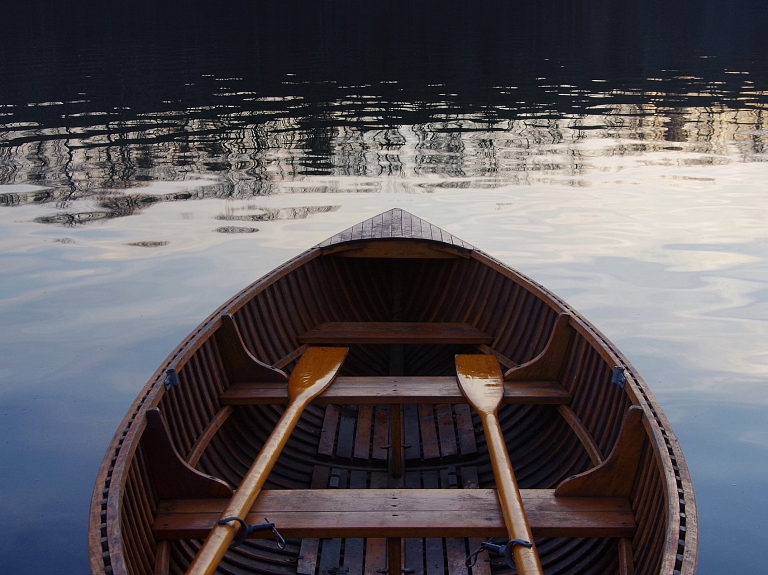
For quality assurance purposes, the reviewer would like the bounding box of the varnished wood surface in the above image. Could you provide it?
[315,209,473,250]
[504,312,573,381]
[556,405,604,466]
[90,208,696,575]
[154,489,636,539]
[215,314,288,383]
[555,407,646,498]
[153,540,170,575]
[299,322,492,345]
[324,239,470,259]
[184,347,348,575]
[143,409,233,499]
[220,376,571,405]
[618,538,635,575]
[456,354,544,575]
[186,407,233,468]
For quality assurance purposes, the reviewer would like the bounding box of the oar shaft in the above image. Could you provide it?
[455,354,543,575]
[185,401,304,575]
[481,413,543,575]
[185,346,348,575]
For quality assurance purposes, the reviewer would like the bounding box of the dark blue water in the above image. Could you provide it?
[3,0,768,196]
[2,1,768,573]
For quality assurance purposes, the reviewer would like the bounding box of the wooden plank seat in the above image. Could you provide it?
[298,322,492,345]
[297,467,389,575]
[297,467,487,575]
[153,489,636,540]
[301,403,487,574]
[401,467,490,575]
[220,376,571,405]
[308,404,480,574]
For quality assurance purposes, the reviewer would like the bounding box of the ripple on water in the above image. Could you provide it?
[126,241,170,247]
[215,226,259,233]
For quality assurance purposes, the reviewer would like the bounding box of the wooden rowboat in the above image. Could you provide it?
[89,208,697,575]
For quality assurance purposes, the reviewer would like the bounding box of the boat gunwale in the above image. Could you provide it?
[88,247,322,575]
[473,247,697,574]
[89,218,697,575]
[472,248,698,575]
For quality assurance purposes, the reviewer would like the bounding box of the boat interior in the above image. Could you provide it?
[96,238,688,575]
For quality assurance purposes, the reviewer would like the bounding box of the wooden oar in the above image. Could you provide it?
[186,346,348,575]
[455,354,544,575]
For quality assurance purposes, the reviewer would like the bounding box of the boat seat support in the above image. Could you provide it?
[555,406,647,498]
[214,313,288,384]
[142,408,233,499]
[504,313,574,381]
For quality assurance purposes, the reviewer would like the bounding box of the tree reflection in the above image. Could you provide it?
[3,101,768,226]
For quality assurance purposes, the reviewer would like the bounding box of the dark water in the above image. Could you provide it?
[3,0,768,209]
[2,1,768,573]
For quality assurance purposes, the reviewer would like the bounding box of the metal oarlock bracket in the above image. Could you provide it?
[612,365,628,389]
[217,516,286,549]
[163,368,180,390]
[466,538,533,569]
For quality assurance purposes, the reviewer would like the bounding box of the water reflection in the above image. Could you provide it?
[215,204,339,222]
[7,173,341,227]
[214,226,259,234]
[3,103,768,227]
[126,240,170,247]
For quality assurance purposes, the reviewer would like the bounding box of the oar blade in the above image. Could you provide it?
[455,354,504,413]
[185,346,348,575]
[457,353,545,575]
[288,346,349,401]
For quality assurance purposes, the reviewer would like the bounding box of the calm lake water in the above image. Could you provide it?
[2,1,768,573]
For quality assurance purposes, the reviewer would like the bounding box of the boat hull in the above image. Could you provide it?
[89,209,696,575]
